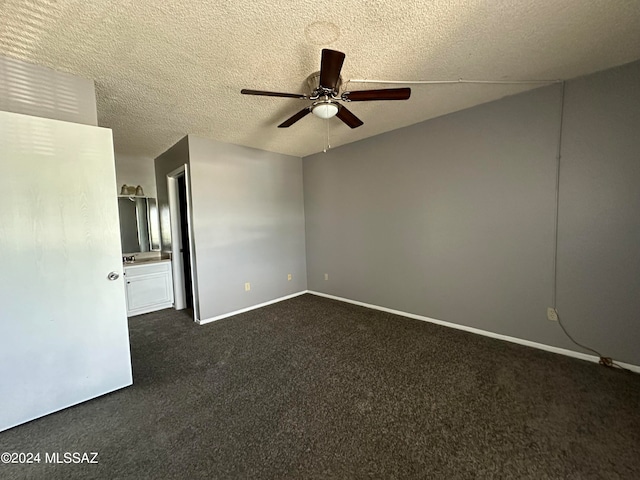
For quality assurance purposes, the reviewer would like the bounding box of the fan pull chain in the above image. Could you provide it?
[324,119,331,153]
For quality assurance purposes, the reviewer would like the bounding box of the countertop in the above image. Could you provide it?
[123,256,171,266]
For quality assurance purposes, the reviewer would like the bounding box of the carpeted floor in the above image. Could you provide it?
[1,293,639,479]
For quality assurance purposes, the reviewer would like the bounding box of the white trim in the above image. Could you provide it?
[308,291,640,373]
[197,291,309,325]
[167,165,186,178]
[167,172,186,310]
[182,163,200,321]
[167,165,200,322]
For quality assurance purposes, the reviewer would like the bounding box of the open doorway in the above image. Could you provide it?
[167,165,199,321]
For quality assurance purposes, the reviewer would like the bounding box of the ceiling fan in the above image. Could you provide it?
[241,49,411,129]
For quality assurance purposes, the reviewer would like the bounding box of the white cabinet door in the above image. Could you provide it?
[124,261,174,316]
[0,111,132,432]
[127,273,173,312]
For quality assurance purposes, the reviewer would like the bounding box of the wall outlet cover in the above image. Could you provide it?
[547,307,558,321]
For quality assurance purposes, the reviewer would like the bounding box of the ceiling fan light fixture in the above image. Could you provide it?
[242,49,408,129]
[312,102,339,119]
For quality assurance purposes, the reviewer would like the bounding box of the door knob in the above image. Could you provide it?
[107,272,120,281]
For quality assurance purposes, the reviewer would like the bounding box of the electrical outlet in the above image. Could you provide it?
[245,282,251,292]
[287,274,292,281]
[547,307,558,322]
[324,273,329,281]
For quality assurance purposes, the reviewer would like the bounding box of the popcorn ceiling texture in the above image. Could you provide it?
[1,0,639,158]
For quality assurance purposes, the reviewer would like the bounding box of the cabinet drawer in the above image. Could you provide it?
[124,261,170,278]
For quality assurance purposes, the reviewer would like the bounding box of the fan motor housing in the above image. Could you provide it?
[307,71,342,96]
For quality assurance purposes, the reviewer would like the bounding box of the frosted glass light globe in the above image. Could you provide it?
[312,103,339,119]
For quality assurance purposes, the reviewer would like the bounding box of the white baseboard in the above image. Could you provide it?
[197,290,309,325]
[308,291,640,374]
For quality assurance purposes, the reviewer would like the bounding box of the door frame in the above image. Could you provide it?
[167,164,200,322]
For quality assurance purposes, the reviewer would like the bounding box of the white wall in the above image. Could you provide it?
[114,152,157,198]
[0,55,97,126]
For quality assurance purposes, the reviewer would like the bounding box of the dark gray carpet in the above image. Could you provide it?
[1,294,639,479]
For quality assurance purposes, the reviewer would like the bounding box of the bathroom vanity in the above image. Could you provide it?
[117,195,175,316]
[123,259,174,316]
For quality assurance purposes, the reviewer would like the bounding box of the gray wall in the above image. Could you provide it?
[555,61,640,364]
[0,55,97,126]
[188,136,307,320]
[304,60,640,365]
[154,136,190,251]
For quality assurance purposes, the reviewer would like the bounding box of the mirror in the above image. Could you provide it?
[117,197,160,254]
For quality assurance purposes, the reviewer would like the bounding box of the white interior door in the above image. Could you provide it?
[0,111,132,432]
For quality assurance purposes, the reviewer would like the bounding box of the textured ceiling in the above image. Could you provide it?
[1,1,640,158]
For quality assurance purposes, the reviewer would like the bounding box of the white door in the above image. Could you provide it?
[0,111,132,432]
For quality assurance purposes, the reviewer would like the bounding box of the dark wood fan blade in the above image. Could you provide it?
[342,88,411,102]
[336,105,363,129]
[241,89,308,99]
[278,108,312,128]
[319,49,345,90]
